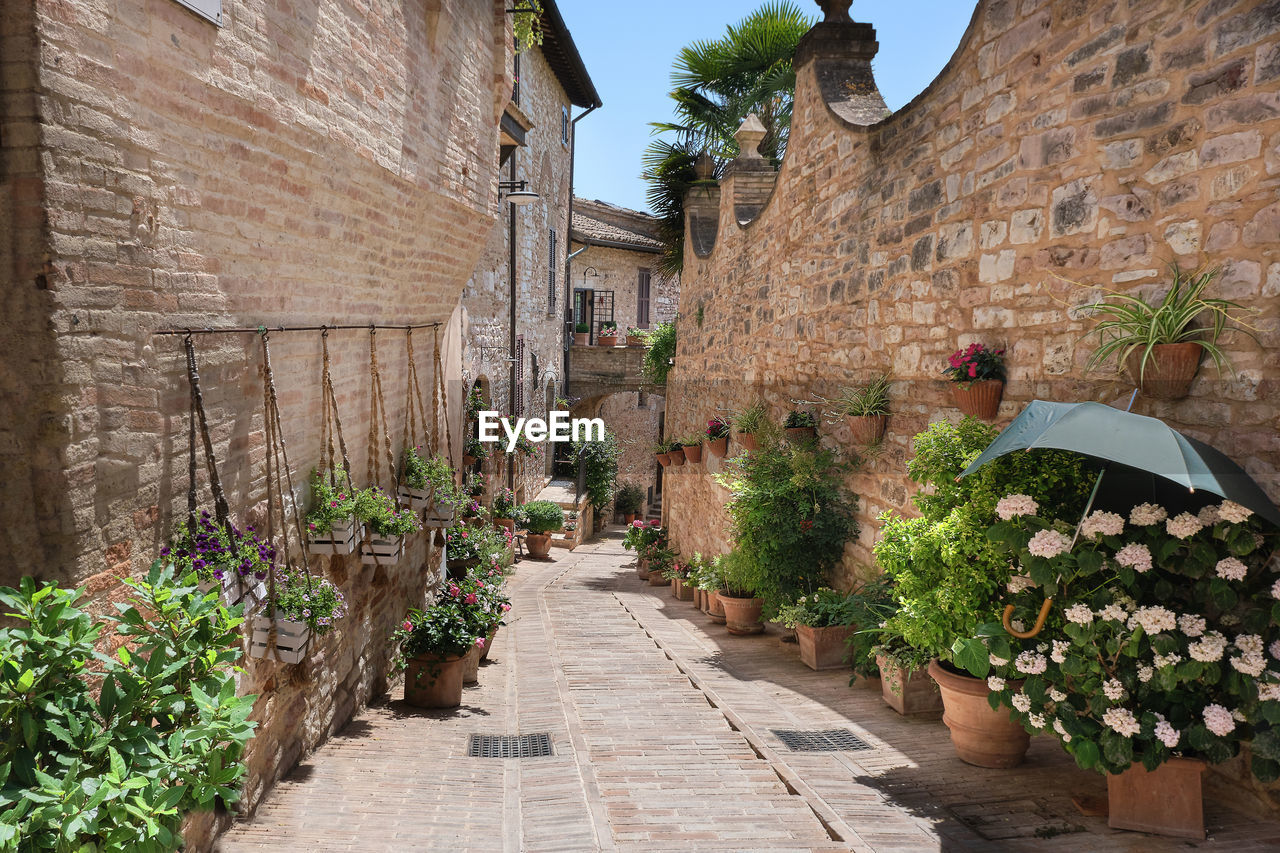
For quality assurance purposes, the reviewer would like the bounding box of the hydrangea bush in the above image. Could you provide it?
[958,496,1280,780]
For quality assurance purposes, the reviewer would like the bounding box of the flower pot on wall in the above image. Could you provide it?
[361,534,404,566]
[876,655,942,717]
[846,415,888,445]
[525,533,552,558]
[573,333,590,346]
[736,432,758,452]
[249,613,311,664]
[784,426,817,443]
[683,443,703,463]
[1124,342,1203,400]
[397,486,432,511]
[668,448,686,466]
[707,436,729,457]
[626,334,646,347]
[795,624,854,671]
[404,653,466,708]
[656,452,672,468]
[951,379,1003,420]
[597,334,618,347]
[1107,757,1205,839]
[928,660,1030,768]
[308,517,360,556]
[719,594,764,635]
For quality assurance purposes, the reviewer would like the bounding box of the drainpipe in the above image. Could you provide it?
[562,103,599,397]
[508,152,518,493]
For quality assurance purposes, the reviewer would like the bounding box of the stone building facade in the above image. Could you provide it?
[663,0,1280,806]
[459,9,601,503]
[0,0,529,845]
[569,199,680,513]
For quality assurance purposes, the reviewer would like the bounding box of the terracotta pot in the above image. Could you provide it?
[795,624,855,671]
[736,432,758,452]
[648,571,670,587]
[682,442,703,463]
[846,414,888,444]
[494,517,515,535]
[668,448,686,466]
[951,379,1003,420]
[719,593,764,635]
[463,644,481,685]
[656,452,671,468]
[481,625,498,661]
[707,590,726,623]
[784,426,817,443]
[876,655,943,717]
[573,333,589,346]
[637,556,650,579]
[463,454,477,467]
[525,533,552,558]
[1107,756,1205,839]
[1125,342,1203,400]
[626,334,646,347]
[928,660,1030,768]
[707,436,729,457]
[404,653,466,708]
[597,334,618,347]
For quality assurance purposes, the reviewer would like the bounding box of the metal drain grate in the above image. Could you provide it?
[467,733,554,759]
[771,728,872,752]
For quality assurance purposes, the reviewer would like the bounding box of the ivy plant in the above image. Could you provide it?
[641,321,676,385]
[573,428,621,513]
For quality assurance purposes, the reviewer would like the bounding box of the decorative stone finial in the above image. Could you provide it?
[817,0,853,23]
[694,151,716,181]
[734,114,767,159]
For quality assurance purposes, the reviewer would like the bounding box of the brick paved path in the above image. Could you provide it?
[219,531,1280,852]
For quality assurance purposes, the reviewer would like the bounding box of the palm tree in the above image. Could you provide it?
[642,1,814,274]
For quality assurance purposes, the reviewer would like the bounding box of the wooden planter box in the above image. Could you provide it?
[1108,757,1206,839]
[877,655,942,717]
[795,624,854,671]
[397,485,432,511]
[197,571,245,606]
[250,614,311,665]
[672,578,695,601]
[423,503,457,528]
[308,517,359,556]
[361,534,404,566]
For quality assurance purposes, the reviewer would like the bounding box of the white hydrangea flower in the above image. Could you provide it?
[1006,574,1036,594]
[1270,640,1280,660]
[987,676,1006,691]
[995,494,1039,521]
[1050,640,1069,664]
[1012,692,1032,712]
[1079,511,1125,538]
[1202,704,1236,737]
[1097,603,1127,623]
[1166,512,1204,539]
[1137,665,1154,682]
[1217,501,1254,524]
[1027,712,1047,729]
[1103,678,1126,701]
[1064,604,1094,625]
[1178,613,1206,638]
[1114,542,1153,573]
[1154,718,1180,748]
[1154,653,1182,669]
[1048,687,1068,702]
[1053,718,1072,742]
[1198,505,1220,526]
[1189,631,1228,663]
[1129,503,1168,526]
[1027,529,1071,559]
[1103,707,1141,737]
[1215,557,1249,582]
[1010,618,1026,633]
[1231,653,1267,677]
[1014,650,1048,675]
[989,653,1009,667]
[1236,634,1264,656]
[1259,682,1280,702]
[1128,605,1176,635]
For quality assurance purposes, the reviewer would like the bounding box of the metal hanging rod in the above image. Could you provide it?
[153,321,443,337]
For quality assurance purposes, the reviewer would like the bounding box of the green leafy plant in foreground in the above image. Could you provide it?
[0,563,257,851]
[641,321,677,385]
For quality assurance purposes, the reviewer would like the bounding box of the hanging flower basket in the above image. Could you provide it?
[846,414,888,445]
[1124,342,1203,400]
[362,534,404,566]
[250,612,311,665]
[423,502,457,529]
[197,571,245,607]
[682,442,703,464]
[397,485,433,511]
[951,379,1004,420]
[308,516,360,556]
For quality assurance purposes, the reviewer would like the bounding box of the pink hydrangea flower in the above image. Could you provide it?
[995,494,1038,521]
[1202,704,1236,737]
[1166,512,1204,539]
[1027,529,1070,559]
[1215,557,1248,581]
[1114,542,1153,573]
[1079,511,1124,538]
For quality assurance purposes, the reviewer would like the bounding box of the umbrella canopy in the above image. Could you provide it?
[959,400,1280,528]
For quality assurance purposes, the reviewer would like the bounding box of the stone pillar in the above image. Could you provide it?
[722,114,778,226]
[684,152,721,258]
[795,13,889,127]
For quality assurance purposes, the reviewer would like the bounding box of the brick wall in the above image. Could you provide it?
[1,0,513,844]
[569,242,679,331]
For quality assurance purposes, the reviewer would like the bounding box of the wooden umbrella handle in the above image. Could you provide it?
[1003,598,1054,639]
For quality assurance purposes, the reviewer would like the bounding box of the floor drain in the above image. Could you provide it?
[771,729,872,752]
[467,733,554,758]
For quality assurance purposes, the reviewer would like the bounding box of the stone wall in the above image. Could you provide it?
[0,0,513,845]
[665,0,1280,586]
[598,391,665,514]
[568,242,679,332]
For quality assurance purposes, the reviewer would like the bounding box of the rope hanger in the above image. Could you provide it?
[184,336,240,572]
[319,327,354,493]
[260,331,313,599]
[402,329,430,460]
[366,328,397,492]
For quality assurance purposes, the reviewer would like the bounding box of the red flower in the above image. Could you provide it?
[402,620,413,631]
[968,363,977,377]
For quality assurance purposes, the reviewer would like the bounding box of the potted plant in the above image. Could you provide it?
[355,486,422,566]
[705,416,731,457]
[615,483,644,524]
[957,495,1278,838]
[520,500,563,558]
[717,551,765,635]
[647,544,676,587]
[1082,263,1256,400]
[463,437,489,467]
[874,640,943,716]
[492,487,518,533]
[667,438,686,466]
[653,438,675,467]
[304,468,360,555]
[783,409,818,443]
[597,321,619,347]
[163,510,273,605]
[573,322,590,346]
[694,554,729,624]
[842,575,896,689]
[393,597,484,708]
[251,570,347,664]
[733,400,767,452]
[944,343,1006,420]
[623,520,664,579]
[664,557,695,601]
[681,434,704,464]
[829,374,891,445]
[874,417,1092,765]
[777,588,860,671]
[396,446,435,509]
[625,325,648,347]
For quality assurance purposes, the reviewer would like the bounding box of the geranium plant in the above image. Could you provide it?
[392,597,481,668]
[706,416,731,439]
[163,510,274,585]
[957,496,1280,780]
[305,468,357,535]
[353,487,422,538]
[270,570,347,635]
[943,342,1006,386]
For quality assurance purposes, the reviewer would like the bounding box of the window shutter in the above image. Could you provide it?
[548,230,557,316]
[637,269,651,327]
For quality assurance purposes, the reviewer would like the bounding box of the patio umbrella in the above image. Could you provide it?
[959,400,1280,529]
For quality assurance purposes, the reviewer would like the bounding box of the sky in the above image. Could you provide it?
[557,1,979,214]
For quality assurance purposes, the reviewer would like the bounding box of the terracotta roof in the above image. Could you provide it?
[540,1,602,109]
[571,198,663,253]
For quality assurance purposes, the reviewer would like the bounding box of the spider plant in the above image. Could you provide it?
[1082,263,1256,381]
[732,399,768,434]
[827,374,892,420]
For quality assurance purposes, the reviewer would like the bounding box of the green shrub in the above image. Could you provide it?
[521,501,564,535]
[353,487,422,538]
[573,429,621,513]
[614,483,645,515]
[641,321,676,384]
[0,564,257,851]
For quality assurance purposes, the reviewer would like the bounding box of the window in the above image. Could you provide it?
[547,230,557,316]
[512,51,520,105]
[636,269,651,327]
[562,106,570,145]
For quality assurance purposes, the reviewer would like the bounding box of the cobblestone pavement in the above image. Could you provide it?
[218,531,1280,852]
